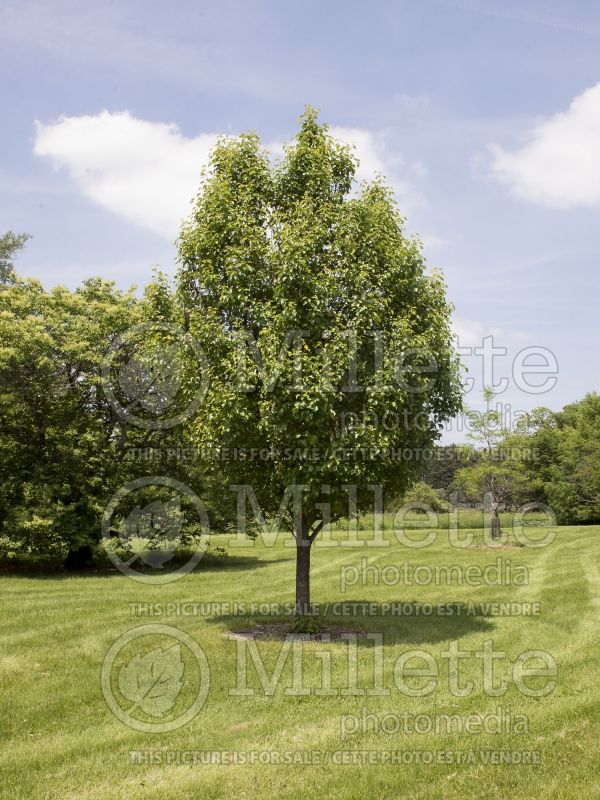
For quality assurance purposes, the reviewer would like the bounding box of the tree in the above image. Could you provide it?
[0,259,216,563]
[0,272,140,561]
[459,396,600,526]
[465,386,504,455]
[397,481,451,513]
[0,231,31,285]
[455,460,527,538]
[177,108,462,617]
[529,395,600,524]
[420,443,477,494]
[455,389,527,539]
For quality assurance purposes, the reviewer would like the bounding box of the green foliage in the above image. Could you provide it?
[177,108,462,537]
[0,231,31,285]
[293,615,322,634]
[0,255,224,560]
[0,273,140,556]
[420,443,477,491]
[455,459,529,508]
[397,481,451,513]
[525,394,600,524]
[465,386,505,454]
[451,393,600,524]
[454,390,529,511]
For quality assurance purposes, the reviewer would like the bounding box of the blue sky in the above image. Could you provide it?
[1,0,599,434]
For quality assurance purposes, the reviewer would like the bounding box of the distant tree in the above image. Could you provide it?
[527,395,600,524]
[177,108,462,617]
[420,443,477,493]
[455,459,528,537]
[457,396,600,526]
[455,389,527,539]
[0,231,31,285]
[0,264,219,564]
[398,481,451,513]
[0,273,139,561]
[465,386,505,454]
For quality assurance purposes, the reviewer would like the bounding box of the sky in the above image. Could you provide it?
[1,0,599,438]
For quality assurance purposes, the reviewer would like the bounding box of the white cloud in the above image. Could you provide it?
[34,111,422,238]
[453,316,527,349]
[489,82,600,208]
[454,317,492,350]
[34,111,221,239]
[329,126,424,211]
[329,126,388,184]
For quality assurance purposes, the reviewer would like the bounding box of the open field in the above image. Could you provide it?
[1,525,599,799]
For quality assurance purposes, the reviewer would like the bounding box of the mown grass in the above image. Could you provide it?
[1,524,599,799]
[331,508,553,531]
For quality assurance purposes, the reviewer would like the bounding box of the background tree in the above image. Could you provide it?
[526,395,600,524]
[455,459,528,537]
[177,108,462,617]
[0,252,220,565]
[396,481,451,513]
[0,272,139,562]
[0,231,31,285]
[419,443,478,499]
[455,389,528,538]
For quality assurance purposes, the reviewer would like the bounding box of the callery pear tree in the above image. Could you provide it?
[177,108,462,617]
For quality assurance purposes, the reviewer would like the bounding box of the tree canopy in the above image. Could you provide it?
[177,108,463,615]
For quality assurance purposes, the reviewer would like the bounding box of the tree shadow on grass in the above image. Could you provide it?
[205,599,496,645]
[0,552,287,580]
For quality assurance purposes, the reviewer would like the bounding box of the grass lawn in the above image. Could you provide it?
[1,524,599,799]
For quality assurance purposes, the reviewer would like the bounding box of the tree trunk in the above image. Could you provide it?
[490,506,501,540]
[295,536,312,617]
[64,544,94,570]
